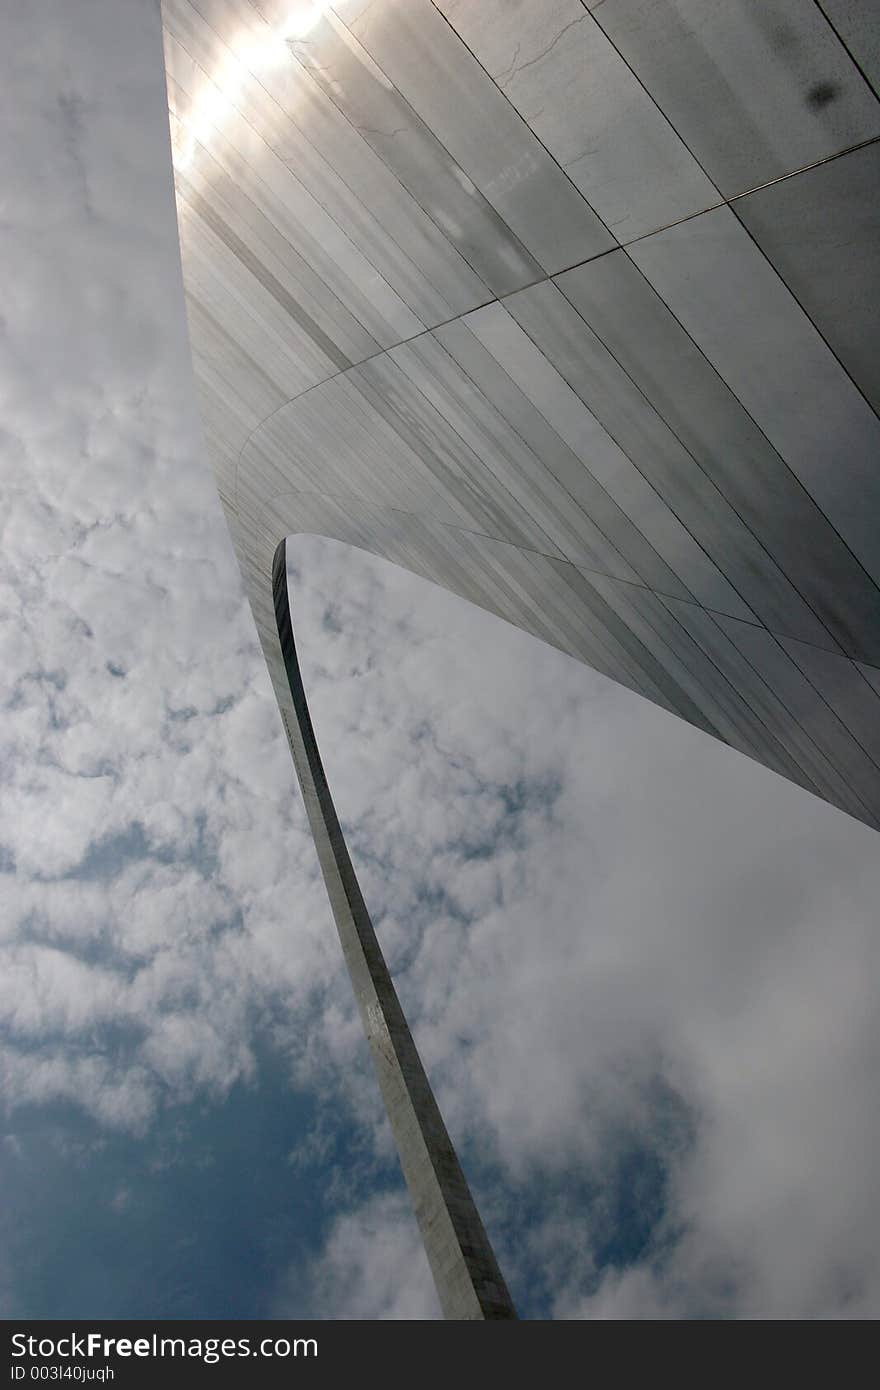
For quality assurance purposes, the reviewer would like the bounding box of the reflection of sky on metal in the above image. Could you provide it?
[169,3,333,171]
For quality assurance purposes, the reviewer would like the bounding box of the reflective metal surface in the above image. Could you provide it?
[586,0,880,196]
[435,0,718,239]
[736,141,880,413]
[628,206,880,589]
[161,0,880,844]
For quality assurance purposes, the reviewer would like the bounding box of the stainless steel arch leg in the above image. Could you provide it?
[272,539,516,1321]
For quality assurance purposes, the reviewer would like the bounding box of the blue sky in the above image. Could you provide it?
[2,0,880,1320]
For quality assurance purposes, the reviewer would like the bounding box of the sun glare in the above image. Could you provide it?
[280,2,332,40]
[171,4,336,172]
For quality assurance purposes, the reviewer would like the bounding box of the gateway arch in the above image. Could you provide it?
[159,0,880,1316]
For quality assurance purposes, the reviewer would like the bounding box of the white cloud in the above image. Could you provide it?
[287,535,880,1319]
[0,0,339,1133]
[288,1191,440,1320]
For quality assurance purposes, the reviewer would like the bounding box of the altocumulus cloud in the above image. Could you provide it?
[2,0,879,1324]
[0,0,337,1135]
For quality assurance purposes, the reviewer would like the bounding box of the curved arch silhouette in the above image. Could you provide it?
[165,0,880,1319]
[271,539,516,1320]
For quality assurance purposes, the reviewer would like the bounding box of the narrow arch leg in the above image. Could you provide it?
[272,539,516,1320]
